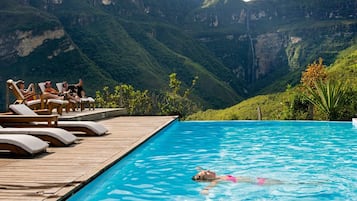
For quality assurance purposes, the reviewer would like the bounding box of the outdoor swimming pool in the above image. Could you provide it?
[68,121,357,200]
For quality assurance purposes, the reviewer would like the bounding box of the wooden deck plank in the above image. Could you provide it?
[0,115,177,200]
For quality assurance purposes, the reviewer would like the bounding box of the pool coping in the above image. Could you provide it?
[0,116,178,201]
[57,116,178,200]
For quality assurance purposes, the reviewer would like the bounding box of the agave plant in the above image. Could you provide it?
[303,79,346,120]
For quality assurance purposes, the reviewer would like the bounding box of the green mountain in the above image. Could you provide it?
[187,43,357,120]
[1,0,356,112]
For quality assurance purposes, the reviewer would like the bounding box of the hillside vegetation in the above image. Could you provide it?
[187,44,357,120]
[1,0,356,113]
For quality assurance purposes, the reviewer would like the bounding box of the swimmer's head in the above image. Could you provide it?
[192,170,216,181]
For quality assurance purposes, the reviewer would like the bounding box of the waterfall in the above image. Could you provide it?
[246,7,256,83]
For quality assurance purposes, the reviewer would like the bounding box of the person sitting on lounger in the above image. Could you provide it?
[192,167,283,195]
[66,79,95,111]
[65,79,87,98]
[16,80,36,100]
[61,81,80,102]
[43,81,64,100]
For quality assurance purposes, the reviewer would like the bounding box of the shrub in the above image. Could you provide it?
[95,73,200,118]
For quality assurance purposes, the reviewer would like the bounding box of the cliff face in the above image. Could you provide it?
[0,0,356,111]
[254,33,286,80]
[187,0,357,91]
[0,0,242,111]
[0,28,71,59]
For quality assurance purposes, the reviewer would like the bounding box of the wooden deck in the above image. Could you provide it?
[58,108,127,121]
[0,116,177,201]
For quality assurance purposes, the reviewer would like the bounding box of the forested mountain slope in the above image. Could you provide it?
[1,0,356,111]
[187,44,357,120]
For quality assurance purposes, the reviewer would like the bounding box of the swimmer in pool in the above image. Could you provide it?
[192,167,283,195]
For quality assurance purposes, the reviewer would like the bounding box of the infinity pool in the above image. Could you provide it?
[68,121,357,200]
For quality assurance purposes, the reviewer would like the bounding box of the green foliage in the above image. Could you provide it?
[186,93,287,120]
[328,44,357,89]
[95,85,152,115]
[158,73,199,117]
[119,20,243,108]
[1,0,357,114]
[95,73,200,118]
[337,87,357,120]
[302,79,346,120]
[188,44,357,121]
[0,0,243,112]
[279,85,310,120]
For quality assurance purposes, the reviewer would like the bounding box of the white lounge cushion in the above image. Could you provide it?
[10,104,38,115]
[9,104,108,136]
[80,97,95,103]
[0,134,48,155]
[55,83,63,92]
[38,82,46,93]
[0,127,77,146]
[57,121,108,135]
[47,99,69,105]
[27,99,41,106]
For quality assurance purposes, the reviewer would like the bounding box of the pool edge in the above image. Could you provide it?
[57,116,179,201]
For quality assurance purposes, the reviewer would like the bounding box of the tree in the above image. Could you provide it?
[303,79,346,120]
[95,84,152,115]
[301,58,328,88]
[158,73,199,117]
[95,73,200,118]
[300,58,329,119]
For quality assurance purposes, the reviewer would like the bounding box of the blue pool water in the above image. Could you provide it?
[68,121,357,201]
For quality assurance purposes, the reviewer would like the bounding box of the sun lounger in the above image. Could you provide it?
[8,104,108,136]
[6,79,41,109]
[55,82,79,111]
[79,97,96,111]
[7,79,68,115]
[38,82,69,115]
[0,125,77,147]
[0,114,58,126]
[0,134,48,156]
[56,82,95,111]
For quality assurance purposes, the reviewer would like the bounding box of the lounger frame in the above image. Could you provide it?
[0,115,58,127]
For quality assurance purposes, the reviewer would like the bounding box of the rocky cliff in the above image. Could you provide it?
[187,0,357,91]
[0,0,356,111]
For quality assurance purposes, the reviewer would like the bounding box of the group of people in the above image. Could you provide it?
[16,79,88,104]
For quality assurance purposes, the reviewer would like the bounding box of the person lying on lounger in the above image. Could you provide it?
[43,81,64,100]
[16,80,36,100]
[192,167,283,195]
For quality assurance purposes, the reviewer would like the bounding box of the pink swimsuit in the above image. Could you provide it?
[226,175,237,183]
[226,175,267,185]
[257,177,267,185]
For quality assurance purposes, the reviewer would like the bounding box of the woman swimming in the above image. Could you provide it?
[192,167,283,194]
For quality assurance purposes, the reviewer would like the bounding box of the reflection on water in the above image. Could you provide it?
[69,121,357,201]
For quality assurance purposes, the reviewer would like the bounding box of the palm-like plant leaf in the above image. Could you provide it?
[303,79,345,120]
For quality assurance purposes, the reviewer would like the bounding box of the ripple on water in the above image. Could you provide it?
[68,121,357,201]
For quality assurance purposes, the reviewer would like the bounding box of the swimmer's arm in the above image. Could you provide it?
[201,180,219,195]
